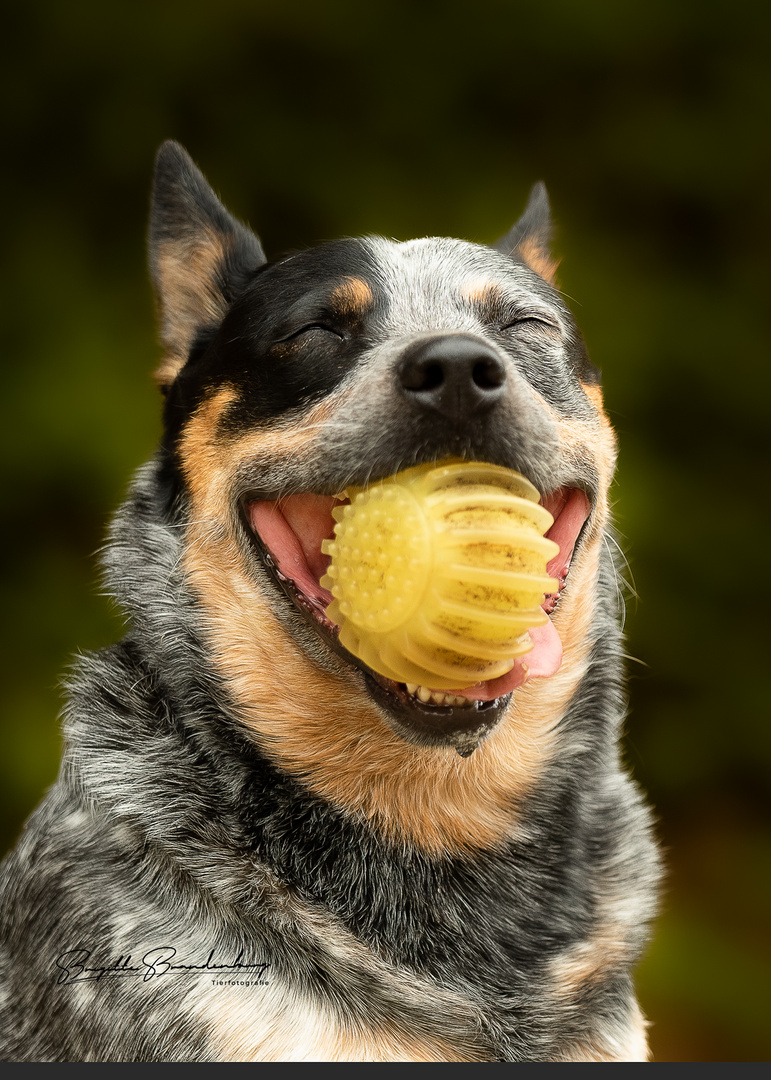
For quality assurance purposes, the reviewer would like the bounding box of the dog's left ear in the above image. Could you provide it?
[494,182,559,287]
[149,141,267,389]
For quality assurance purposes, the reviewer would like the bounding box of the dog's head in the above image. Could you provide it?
[145,142,618,842]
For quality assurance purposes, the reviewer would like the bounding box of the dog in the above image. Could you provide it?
[0,142,660,1061]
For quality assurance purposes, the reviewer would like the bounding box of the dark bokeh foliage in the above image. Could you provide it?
[1,0,769,1062]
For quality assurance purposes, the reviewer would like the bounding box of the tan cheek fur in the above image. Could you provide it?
[176,386,615,856]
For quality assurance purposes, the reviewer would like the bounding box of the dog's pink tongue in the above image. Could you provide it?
[250,497,335,607]
[450,619,563,701]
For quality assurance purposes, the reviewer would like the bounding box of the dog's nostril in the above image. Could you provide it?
[401,360,444,393]
[472,358,506,391]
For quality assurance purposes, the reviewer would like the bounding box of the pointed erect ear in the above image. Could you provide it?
[148,141,267,388]
[493,182,560,287]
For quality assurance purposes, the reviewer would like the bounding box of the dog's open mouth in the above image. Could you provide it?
[245,481,590,752]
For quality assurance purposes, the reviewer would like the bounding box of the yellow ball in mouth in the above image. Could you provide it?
[320,460,560,690]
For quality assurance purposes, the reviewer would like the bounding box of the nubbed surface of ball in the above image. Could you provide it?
[320,460,559,689]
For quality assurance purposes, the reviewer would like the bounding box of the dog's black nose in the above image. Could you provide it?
[397,335,506,419]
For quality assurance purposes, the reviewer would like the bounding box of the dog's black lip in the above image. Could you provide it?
[240,502,512,753]
[364,676,512,756]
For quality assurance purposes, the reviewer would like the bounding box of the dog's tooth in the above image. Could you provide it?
[406,684,473,708]
[409,683,447,705]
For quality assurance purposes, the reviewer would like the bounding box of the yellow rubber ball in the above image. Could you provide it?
[320,460,559,690]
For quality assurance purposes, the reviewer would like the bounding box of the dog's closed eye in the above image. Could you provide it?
[277,323,346,344]
[500,316,561,337]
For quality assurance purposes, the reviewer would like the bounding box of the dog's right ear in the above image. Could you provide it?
[493,182,559,287]
[149,141,266,389]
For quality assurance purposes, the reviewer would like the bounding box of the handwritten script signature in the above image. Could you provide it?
[55,947,271,985]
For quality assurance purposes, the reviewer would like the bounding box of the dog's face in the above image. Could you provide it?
[148,143,617,836]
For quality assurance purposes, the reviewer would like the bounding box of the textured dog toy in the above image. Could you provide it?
[320,460,559,690]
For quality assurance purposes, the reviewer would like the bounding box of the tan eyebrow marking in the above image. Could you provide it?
[330,276,374,315]
[460,278,506,306]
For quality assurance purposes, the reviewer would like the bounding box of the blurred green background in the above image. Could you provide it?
[1,0,769,1062]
